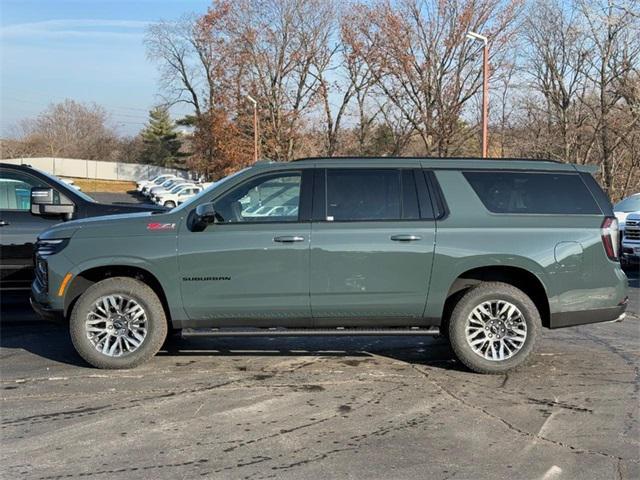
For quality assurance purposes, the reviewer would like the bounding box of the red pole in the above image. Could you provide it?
[482,42,489,158]
[253,103,258,162]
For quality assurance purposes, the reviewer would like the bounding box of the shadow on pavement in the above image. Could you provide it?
[1,315,465,372]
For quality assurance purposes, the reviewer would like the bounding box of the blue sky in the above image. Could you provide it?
[0,0,211,137]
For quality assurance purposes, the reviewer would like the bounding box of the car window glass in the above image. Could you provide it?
[326,169,401,221]
[213,172,301,223]
[0,169,47,211]
[463,171,601,214]
[614,196,640,213]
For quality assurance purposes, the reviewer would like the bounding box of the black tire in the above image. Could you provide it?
[70,277,167,369]
[164,201,176,209]
[448,282,541,374]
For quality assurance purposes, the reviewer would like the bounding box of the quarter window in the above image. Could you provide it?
[463,171,601,215]
[213,172,301,223]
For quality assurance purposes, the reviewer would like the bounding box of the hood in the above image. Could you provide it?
[93,202,166,214]
[39,210,178,241]
[615,211,630,225]
[615,210,640,229]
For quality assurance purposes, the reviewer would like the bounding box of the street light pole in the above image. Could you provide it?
[246,95,259,162]
[466,31,489,158]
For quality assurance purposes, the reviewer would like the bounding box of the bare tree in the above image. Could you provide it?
[13,100,119,160]
[578,0,640,194]
[346,0,522,156]
[146,7,237,117]
[523,0,592,162]
[222,0,336,160]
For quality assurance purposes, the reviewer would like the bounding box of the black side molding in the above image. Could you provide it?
[549,303,627,329]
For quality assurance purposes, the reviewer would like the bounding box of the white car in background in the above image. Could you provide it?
[614,193,640,230]
[60,178,82,191]
[621,212,640,268]
[138,174,178,195]
[152,182,196,204]
[614,194,640,269]
[155,184,203,208]
[146,178,190,198]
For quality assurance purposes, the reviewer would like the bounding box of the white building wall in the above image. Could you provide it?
[2,157,190,181]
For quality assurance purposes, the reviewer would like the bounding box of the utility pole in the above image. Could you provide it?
[246,95,259,162]
[466,31,489,158]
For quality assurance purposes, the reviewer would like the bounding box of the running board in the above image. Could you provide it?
[181,327,441,337]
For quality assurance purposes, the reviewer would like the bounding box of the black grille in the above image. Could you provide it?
[624,227,640,241]
[34,239,69,292]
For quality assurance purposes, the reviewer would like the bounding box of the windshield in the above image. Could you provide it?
[171,184,190,193]
[173,168,250,213]
[34,168,97,203]
[614,195,640,213]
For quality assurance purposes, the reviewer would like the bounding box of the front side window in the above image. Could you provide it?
[326,169,404,221]
[213,172,301,223]
[463,171,601,215]
[0,169,46,211]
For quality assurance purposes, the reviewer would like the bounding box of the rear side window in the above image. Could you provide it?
[463,171,601,215]
[324,169,426,221]
[326,169,400,221]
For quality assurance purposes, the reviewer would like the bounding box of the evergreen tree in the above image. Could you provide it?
[140,107,183,167]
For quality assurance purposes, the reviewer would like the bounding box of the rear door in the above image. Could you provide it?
[0,168,61,290]
[309,168,437,326]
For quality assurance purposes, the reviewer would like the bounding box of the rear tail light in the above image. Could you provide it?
[601,217,620,261]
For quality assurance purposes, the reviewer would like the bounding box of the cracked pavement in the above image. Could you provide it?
[1,270,638,479]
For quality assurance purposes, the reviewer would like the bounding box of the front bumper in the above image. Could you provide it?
[621,246,640,263]
[549,300,628,328]
[30,296,65,323]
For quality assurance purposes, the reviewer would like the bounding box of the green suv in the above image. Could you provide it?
[31,158,628,373]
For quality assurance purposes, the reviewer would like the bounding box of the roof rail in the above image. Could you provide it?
[291,156,563,164]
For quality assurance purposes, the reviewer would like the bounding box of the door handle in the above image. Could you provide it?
[0,220,9,227]
[390,234,422,242]
[274,235,305,243]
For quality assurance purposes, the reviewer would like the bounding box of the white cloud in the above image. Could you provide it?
[0,19,151,40]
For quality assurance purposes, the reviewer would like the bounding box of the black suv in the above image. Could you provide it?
[0,163,162,291]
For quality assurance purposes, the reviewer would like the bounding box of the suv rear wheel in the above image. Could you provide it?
[448,282,541,374]
[163,200,176,208]
[69,277,167,369]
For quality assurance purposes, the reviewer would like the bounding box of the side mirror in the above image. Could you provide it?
[192,202,217,230]
[31,187,75,220]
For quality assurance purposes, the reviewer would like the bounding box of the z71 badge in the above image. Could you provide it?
[147,223,176,230]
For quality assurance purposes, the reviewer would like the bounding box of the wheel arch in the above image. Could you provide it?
[64,265,173,325]
[441,265,550,329]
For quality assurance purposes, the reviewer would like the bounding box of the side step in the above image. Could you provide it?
[182,327,441,337]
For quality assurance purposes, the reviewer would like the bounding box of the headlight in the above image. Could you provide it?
[35,238,70,257]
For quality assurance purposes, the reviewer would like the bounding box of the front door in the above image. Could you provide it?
[178,169,312,327]
[310,168,437,326]
[0,168,60,290]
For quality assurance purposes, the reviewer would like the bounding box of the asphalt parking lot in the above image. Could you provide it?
[1,269,638,480]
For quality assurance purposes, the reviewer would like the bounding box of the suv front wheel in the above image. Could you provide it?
[448,282,541,374]
[70,277,168,369]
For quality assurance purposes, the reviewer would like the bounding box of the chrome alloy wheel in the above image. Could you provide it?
[465,300,527,361]
[85,295,148,357]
